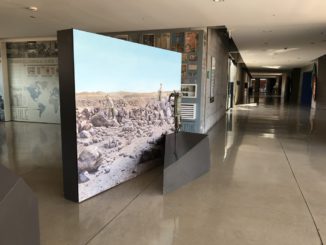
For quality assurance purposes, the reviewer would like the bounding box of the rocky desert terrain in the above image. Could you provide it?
[75,91,174,201]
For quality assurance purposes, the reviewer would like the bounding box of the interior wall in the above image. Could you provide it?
[316,55,326,110]
[289,68,301,104]
[229,60,237,83]
[203,29,229,132]
[227,60,237,108]
[234,64,241,105]
[0,42,11,121]
[0,50,4,121]
[299,63,314,104]
[234,64,246,105]
[6,41,60,123]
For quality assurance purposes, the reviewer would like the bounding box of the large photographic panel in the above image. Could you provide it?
[59,29,181,202]
[7,41,60,123]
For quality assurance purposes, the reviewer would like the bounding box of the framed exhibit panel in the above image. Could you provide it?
[181,84,197,98]
[142,34,155,46]
[58,29,181,202]
[160,33,171,49]
[114,35,129,41]
[6,41,60,123]
[184,32,198,53]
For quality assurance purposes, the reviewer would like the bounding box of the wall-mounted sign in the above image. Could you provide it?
[210,56,216,103]
[181,84,197,98]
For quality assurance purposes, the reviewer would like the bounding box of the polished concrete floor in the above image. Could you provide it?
[1,100,326,245]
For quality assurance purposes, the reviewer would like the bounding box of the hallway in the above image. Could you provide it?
[1,102,326,245]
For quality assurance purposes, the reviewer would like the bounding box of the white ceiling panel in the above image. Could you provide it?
[0,0,325,69]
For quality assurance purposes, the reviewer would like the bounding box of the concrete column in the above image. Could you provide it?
[0,42,11,121]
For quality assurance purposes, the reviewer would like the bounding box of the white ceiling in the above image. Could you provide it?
[1,0,326,69]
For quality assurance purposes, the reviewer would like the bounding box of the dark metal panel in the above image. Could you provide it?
[57,29,79,202]
[163,132,210,194]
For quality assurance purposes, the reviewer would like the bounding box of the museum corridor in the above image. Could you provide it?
[1,100,325,245]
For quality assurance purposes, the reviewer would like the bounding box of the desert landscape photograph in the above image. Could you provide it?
[76,91,175,200]
[72,30,181,201]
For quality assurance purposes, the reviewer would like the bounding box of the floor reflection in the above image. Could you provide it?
[0,122,61,175]
[1,100,326,245]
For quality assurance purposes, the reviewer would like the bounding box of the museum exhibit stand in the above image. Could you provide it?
[163,132,211,194]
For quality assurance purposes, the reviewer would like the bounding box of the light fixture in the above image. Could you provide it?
[27,6,38,11]
[213,0,225,2]
[262,66,281,69]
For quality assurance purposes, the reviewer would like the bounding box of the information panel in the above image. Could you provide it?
[7,41,60,123]
[8,58,60,123]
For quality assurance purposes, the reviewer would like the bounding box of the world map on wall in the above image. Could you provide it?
[26,81,60,118]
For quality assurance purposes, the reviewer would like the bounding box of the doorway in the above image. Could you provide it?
[300,71,312,107]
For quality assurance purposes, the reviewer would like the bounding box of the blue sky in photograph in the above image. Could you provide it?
[73,30,181,93]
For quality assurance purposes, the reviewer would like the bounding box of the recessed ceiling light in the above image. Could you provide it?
[27,6,38,11]
[213,0,225,2]
[262,66,281,69]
